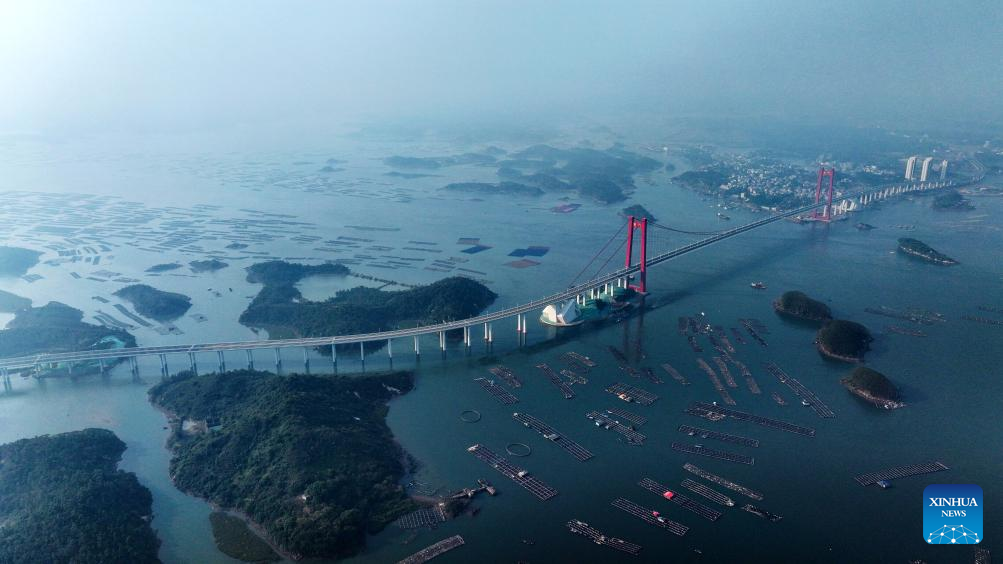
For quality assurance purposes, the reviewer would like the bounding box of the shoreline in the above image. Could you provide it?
[897,245,957,265]
[816,340,864,363]
[841,380,905,410]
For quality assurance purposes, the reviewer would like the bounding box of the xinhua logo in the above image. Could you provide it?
[924,484,983,545]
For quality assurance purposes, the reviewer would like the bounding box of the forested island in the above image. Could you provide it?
[441,181,544,196]
[240,261,496,347]
[149,370,417,560]
[0,245,42,276]
[932,190,974,210]
[245,260,349,286]
[841,366,904,409]
[114,284,193,322]
[773,290,832,323]
[145,263,183,273]
[621,204,657,222]
[897,238,957,265]
[816,319,873,362]
[0,288,31,312]
[0,428,161,564]
[0,301,135,358]
[189,259,229,273]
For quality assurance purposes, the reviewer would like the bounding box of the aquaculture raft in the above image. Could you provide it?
[637,477,723,521]
[512,412,594,462]
[566,520,642,555]
[611,498,689,536]
[854,461,950,486]
[671,442,754,465]
[467,444,557,500]
[688,401,816,437]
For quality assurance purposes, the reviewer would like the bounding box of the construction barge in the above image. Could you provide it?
[638,477,723,521]
[606,407,647,426]
[678,424,760,447]
[474,378,519,405]
[606,382,658,405]
[466,444,557,500]
[763,362,835,418]
[488,365,522,388]
[536,363,576,399]
[854,461,950,486]
[566,519,642,556]
[611,497,689,536]
[742,504,783,522]
[696,359,736,406]
[683,463,764,500]
[680,478,735,507]
[712,357,738,388]
[512,412,594,462]
[661,363,691,385]
[586,411,646,445]
[397,535,465,564]
[688,401,816,437]
[671,442,754,465]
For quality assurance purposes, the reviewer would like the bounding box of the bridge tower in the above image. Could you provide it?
[812,166,835,222]
[624,216,648,293]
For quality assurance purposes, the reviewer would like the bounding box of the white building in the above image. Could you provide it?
[940,159,948,180]
[905,156,918,180]
[920,157,934,182]
[541,301,582,326]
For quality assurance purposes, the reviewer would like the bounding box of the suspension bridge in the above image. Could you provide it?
[0,174,966,379]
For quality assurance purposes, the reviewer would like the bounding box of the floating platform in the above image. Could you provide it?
[397,505,447,529]
[567,519,642,556]
[742,504,783,522]
[677,424,760,448]
[398,535,465,564]
[696,359,735,405]
[606,407,647,426]
[512,412,594,462]
[467,444,557,501]
[680,478,735,507]
[561,368,587,384]
[637,477,723,521]
[642,367,664,385]
[854,461,950,486]
[688,402,816,437]
[606,382,658,405]
[536,363,576,399]
[671,442,754,465]
[661,363,690,386]
[683,463,764,501]
[488,365,522,388]
[474,378,519,405]
[739,318,769,347]
[763,362,835,418]
[712,357,738,388]
[586,411,646,445]
[562,351,597,367]
[611,498,689,536]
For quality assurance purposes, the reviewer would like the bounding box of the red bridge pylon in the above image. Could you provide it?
[812,166,835,221]
[624,216,648,293]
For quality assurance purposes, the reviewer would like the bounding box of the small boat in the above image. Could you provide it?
[877,480,892,489]
[750,282,767,290]
[717,212,731,220]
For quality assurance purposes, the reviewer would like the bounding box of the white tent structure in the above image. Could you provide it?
[540,300,583,327]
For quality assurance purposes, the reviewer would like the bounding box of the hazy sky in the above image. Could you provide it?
[1,0,1000,136]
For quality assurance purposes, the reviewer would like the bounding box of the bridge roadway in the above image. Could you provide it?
[0,181,957,372]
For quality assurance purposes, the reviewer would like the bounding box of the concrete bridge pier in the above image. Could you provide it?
[359,342,366,371]
[387,339,393,368]
[99,358,106,375]
[330,343,337,373]
[274,348,282,372]
[130,356,139,377]
[487,323,493,343]
[438,331,446,357]
[217,351,226,373]
[159,354,168,377]
[463,326,471,351]
[302,347,310,373]
[246,349,254,370]
[188,353,198,375]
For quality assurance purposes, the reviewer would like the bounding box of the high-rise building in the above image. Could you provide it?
[920,157,934,181]
[940,160,948,180]
[905,156,918,180]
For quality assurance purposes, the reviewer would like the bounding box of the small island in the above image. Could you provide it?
[239,260,496,347]
[897,238,957,265]
[145,262,183,273]
[114,284,193,322]
[0,246,42,277]
[932,190,974,211]
[441,181,544,197]
[841,366,904,409]
[149,370,417,560]
[189,259,229,273]
[773,290,833,323]
[0,428,161,564]
[621,204,657,222]
[816,319,873,362]
[0,301,135,360]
